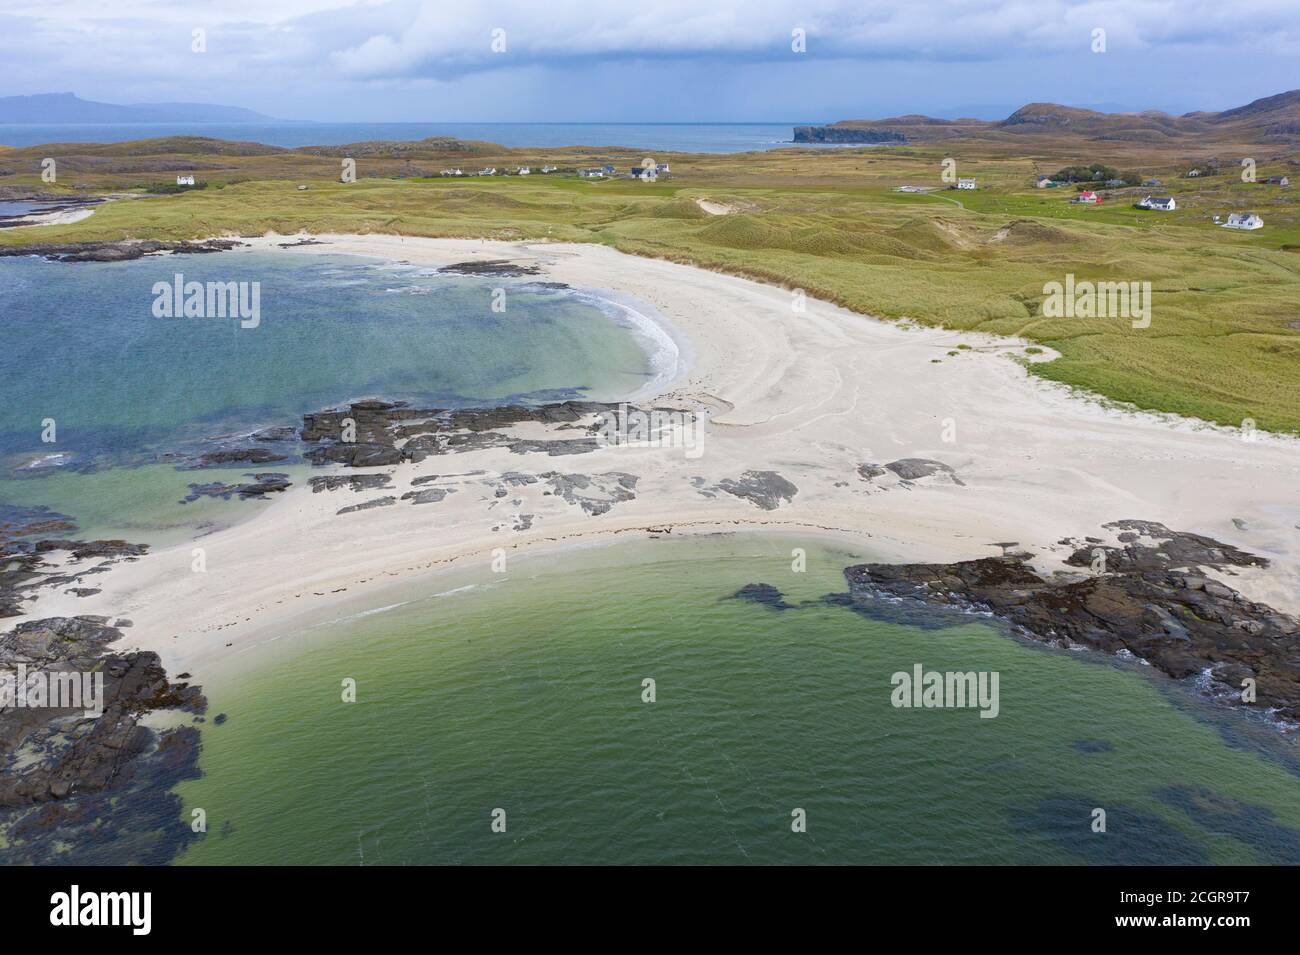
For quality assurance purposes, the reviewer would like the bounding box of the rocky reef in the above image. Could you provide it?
[832,520,1300,725]
[0,238,244,262]
[299,398,622,467]
[0,616,205,864]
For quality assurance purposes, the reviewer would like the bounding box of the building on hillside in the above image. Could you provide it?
[631,165,658,181]
[440,168,463,176]
[1222,212,1263,230]
[176,175,195,186]
[601,164,616,174]
[956,178,977,190]
[517,167,530,175]
[541,165,558,173]
[477,167,497,176]
[1104,178,1127,188]
[1136,196,1176,211]
[1186,168,1202,177]
[1143,179,1162,187]
[1073,191,1101,204]
[1264,176,1289,186]
[578,168,604,178]
[656,163,670,173]
[1035,175,1051,188]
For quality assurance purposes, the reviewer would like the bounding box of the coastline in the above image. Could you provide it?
[11,232,1300,690]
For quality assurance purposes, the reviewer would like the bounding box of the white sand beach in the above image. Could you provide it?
[16,233,1300,679]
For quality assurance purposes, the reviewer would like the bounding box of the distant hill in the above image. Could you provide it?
[0,93,279,124]
[795,90,1300,147]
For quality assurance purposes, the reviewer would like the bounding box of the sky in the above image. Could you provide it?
[1,0,1297,122]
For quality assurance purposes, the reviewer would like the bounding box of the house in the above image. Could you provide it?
[894,185,926,193]
[541,165,558,173]
[1104,178,1127,188]
[176,175,195,186]
[1186,168,1201,177]
[1035,176,1051,188]
[578,168,604,179]
[631,166,658,181]
[1143,179,1162,187]
[477,167,496,176]
[956,178,977,190]
[1222,213,1263,230]
[1074,191,1101,204]
[1137,196,1176,211]
[656,163,670,173]
[1265,176,1289,186]
[440,168,463,177]
[601,165,616,175]
[517,167,530,175]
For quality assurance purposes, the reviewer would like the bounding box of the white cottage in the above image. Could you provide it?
[176,175,196,186]
[1137,196,1176,211]
[956,178,977,190]
[1222,213,1263,230]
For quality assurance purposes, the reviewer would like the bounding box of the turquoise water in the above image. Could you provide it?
[176,536,1300,866]
[0,251,658,539]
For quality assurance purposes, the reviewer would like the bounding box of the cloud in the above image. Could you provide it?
[324,0,1300,79]
[1,0,1295,120]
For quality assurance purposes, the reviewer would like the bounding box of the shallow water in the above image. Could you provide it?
[0,250,661,540]
[174,536,1300,866]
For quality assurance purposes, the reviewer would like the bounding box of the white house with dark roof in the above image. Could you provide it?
[1137,196,1176,211]
[176,175,195,186]
[631,165,658,181]
[956,178,977,190]
[1222,212,1263,230]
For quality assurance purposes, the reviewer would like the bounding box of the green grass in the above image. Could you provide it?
[5,169,1299,433]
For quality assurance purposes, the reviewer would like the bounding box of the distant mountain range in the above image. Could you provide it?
[795,90,1300,146]
[0,93,279,124]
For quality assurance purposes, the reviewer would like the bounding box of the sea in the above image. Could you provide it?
[0,122,833,152]
[0,250,668,543]
[173,535,1300,866]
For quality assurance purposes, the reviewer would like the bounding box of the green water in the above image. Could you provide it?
[175,536,1300,866]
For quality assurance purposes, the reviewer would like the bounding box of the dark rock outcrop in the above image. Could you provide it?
[713,470,798,510]
[0,238,243,263]
[0,616,204,864]
[835,521,1300,724]
[793,125,908,144]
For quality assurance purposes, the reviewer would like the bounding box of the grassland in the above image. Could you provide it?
[3,139,1298,432]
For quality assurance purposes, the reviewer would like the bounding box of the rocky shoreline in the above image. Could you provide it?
[828,520,1300,727]
[0,616,206,864]
[0,237,244,262]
